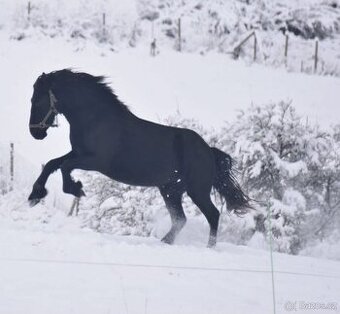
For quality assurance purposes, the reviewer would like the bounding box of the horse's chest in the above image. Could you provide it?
[70,125,118,154]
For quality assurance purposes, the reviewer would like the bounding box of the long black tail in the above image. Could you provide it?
[211,147,251,215]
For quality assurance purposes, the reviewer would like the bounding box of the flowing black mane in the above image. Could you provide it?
[52,69,131,114]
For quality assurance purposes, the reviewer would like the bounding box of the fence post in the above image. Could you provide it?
[233,31,255,59]
[178,18,182,52]
[102,13,106,38]
[253,33,257,61]
[27,1,31,21]
[284,34,289,66]
[314,40,319,73]
[267,201,277,314]
[0,165,4,195]
[10,143,14,191]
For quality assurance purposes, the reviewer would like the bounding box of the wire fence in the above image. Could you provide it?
[3,1,339,77]
[2,246,339,314]
[1,256,339,279]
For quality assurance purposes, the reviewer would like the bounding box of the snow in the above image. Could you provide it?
[0,1,340,312]
[0,195,340,314]
[283,189,306,212]
[99,196,117,211]
[301,230,340,262]
[272,151,308,178]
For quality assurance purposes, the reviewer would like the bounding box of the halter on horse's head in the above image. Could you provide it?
[29,72,59,140]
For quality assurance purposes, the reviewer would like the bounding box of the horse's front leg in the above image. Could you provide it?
[60,156,95,215]
[28,151,74,206]
[60,157,93,197]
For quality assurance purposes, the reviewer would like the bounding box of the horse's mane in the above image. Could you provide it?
[51,69,131,114]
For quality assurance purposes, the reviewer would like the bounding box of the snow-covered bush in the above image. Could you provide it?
[219,101,340,253]
[74,171,162,236]
[64,102,339,255]
[302,124,340,242]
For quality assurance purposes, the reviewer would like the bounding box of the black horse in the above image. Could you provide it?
[28,69,250,247]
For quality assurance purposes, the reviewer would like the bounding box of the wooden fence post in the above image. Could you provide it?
[102,13,106,38]
[0,165,4,195]
[27,1,31,21]
[284,34,289,66]
[10,143,14,191]
[253,33,257,61]
[314,40,319,73]
[233,31,255,60]
[178,18,182,52]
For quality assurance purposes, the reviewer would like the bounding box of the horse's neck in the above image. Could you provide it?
[62,100,133,128]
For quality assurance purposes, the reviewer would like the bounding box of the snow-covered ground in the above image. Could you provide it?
[1,2,340,313]
[0,193,339,314]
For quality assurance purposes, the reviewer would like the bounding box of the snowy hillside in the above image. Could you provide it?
[0,0,340,75]
[0,1,340,313]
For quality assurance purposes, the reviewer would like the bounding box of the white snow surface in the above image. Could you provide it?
[1,4,340,313]
[0,193,340,314]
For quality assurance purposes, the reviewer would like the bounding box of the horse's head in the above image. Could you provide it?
[29,72,59,140]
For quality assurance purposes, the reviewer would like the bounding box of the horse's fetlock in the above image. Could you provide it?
[63,180,85,197]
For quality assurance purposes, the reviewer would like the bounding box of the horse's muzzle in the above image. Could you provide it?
[30,127,47,140]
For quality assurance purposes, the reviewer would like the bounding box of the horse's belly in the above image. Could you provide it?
[107,169,169,187]
[104,158,175,187]
[98,128,181,187]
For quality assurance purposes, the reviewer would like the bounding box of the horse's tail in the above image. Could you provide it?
[211,147,251,215]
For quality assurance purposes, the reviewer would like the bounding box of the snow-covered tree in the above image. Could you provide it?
[302,124,340,242]
[219,101,334,253]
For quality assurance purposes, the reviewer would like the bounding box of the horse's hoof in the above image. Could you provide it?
[29,199,41,207]
[28,184,47,203]
[72,181,86,197]
[161,234,175,245]
[207,237,217,248]
[63,181,85,198]
[75,188,86,198]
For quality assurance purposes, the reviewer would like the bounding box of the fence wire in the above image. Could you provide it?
[1,257,339,279]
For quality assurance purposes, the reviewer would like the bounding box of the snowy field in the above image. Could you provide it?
[1,195,340,314]
[1,3,340,313]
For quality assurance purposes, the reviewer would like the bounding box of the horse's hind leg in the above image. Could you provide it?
[159,185,186,245]
[187,190,220,248]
